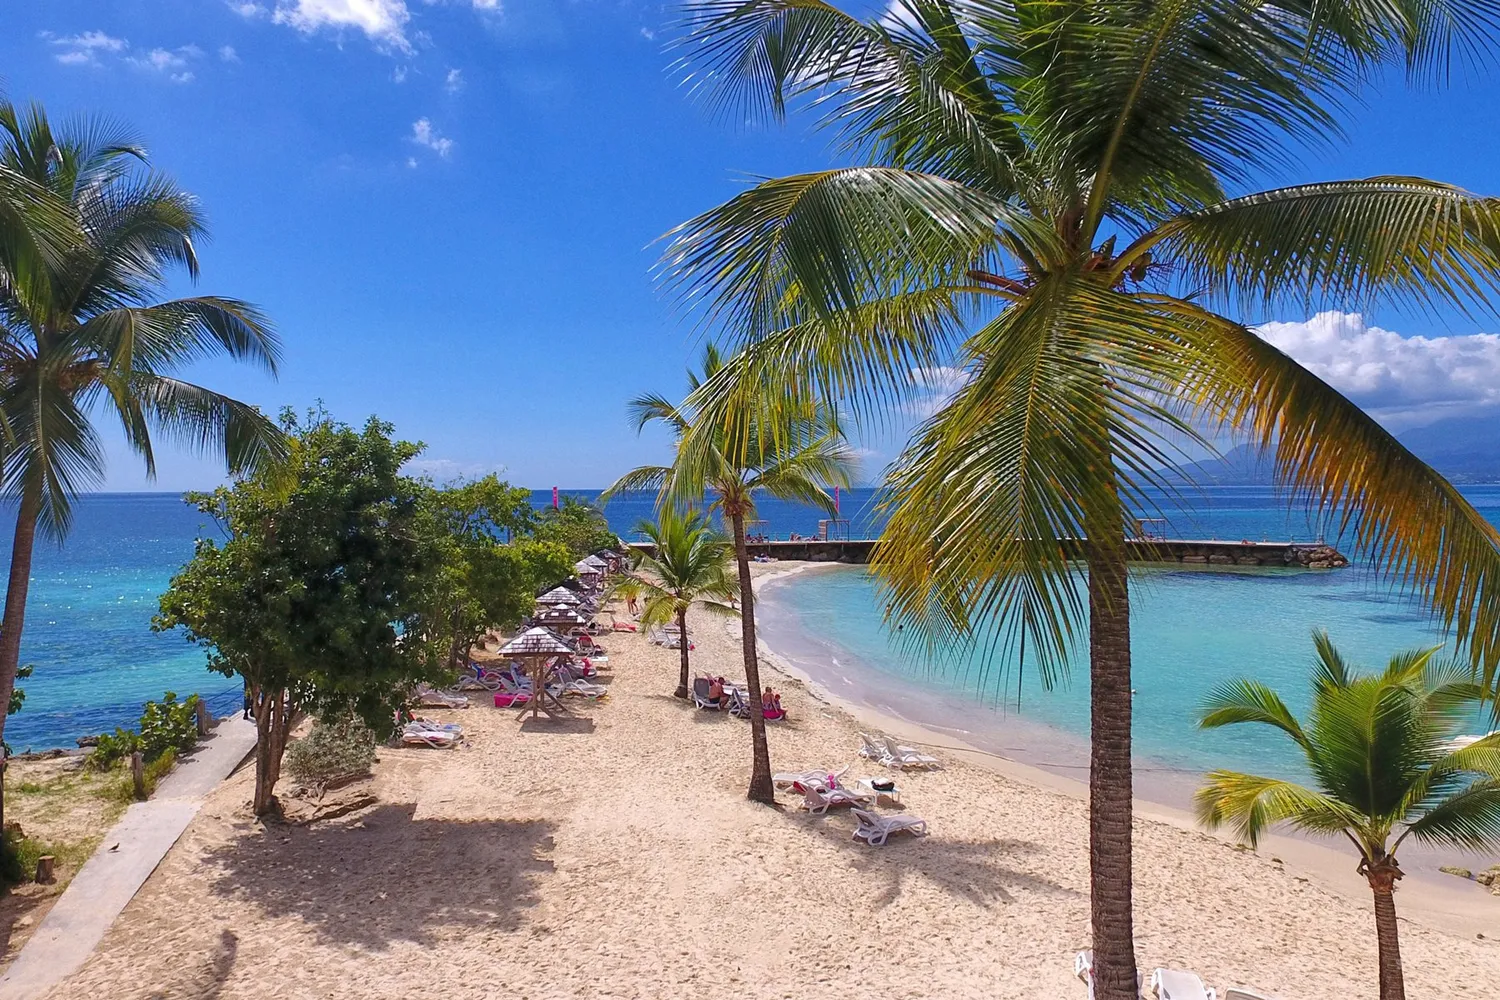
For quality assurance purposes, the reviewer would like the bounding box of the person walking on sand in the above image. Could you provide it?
[242,678,253,721]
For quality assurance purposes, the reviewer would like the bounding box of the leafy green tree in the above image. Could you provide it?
[665,3,1500,992]
[418,477,573,668]
[626,507,738,699]
[1197,633,1500,1000]
[0,101,284,821]
[156,411,440,817]
[606,344,851,801]
[532,495,619,559]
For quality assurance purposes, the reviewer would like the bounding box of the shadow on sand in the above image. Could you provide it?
[203,804,555,950]
[794,810,1079,908]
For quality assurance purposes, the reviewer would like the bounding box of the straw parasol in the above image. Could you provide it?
[536,586,581,606]
[499,627,575,719]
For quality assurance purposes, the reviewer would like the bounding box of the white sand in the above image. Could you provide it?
[42,563,1500,999]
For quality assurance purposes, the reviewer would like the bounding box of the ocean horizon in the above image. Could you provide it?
[4,485,1499,754]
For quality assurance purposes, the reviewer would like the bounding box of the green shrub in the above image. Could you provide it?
[102,749,178,803]
[285,716,378,790]
[86,691,201,771]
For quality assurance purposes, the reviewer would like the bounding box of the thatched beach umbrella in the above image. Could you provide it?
[536,586,581,607]
[499,627,575,719]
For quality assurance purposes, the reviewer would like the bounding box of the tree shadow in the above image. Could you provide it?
[519,716,596,734]
[792,811,1078,908]
[202,804,554,950]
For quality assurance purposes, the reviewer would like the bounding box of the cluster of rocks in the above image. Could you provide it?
[1440,863,1500,895]
[1142,541,1351,569]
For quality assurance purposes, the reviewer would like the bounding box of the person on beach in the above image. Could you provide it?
[708,676,729,709]
[762,686,785,720]
[242,678,253,721]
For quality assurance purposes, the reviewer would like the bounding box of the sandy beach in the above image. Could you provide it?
[36,562,1500,1000]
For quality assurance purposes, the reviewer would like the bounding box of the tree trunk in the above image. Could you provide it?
[675,605,691,699]
[1366,860,1406,1000]
[729,511,774,804]
[251,684,292,818]
[1087,538,1138,1000]
[0,477,43,830]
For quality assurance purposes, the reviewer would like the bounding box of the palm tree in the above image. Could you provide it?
[604,343,852,801]
[0,101,285,813]
[1197,633,1500,1000]
[625,506,739,699]
[663,3,1500,995]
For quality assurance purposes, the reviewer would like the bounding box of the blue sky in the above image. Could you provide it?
[3,1,1499,490]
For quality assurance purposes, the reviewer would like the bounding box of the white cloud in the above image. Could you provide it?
[228,2,269,17]
[639,26,655,41]
[1257,311,1500,429]
[219,45,240,61]
[407,156,419,169]
[444,67,463,92]
[470,0,500,9]
[392,64,408,82]
[45,29,128,65]
[908,365,972,418]
[171,71,196,84]
[272,0,412,51]
[404,457,504,481]
[132,47,189,71]
[409,117,454,157]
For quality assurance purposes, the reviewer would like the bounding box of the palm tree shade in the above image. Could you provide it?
[0,101,285,815]
[1197,633,1500,1000]
[625,506,739,699]
[604,343,853,801]
[662,3,1500,995]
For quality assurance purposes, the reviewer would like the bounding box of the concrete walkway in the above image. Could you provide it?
[0,716,257,1000]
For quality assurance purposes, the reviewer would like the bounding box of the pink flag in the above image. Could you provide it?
[552,486,559,509]
[834,486,840,516]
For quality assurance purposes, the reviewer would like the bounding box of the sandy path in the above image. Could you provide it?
[44,566,1500,1000]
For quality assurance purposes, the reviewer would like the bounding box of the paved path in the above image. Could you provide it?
[0,716,257,1000]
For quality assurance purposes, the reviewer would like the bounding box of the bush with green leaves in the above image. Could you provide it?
[86,692,200,770]
[285,716,378,790]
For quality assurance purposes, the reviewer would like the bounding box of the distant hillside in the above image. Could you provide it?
[1166,424,1500,486]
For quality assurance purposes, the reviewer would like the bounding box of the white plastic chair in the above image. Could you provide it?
[1075,951,1144,999]
[881,735,941,769]
[1152,969,1217,1000]
[773,767,847,792]
[850,807,927,845]
[858,732,893,764]
[801,782,874,815]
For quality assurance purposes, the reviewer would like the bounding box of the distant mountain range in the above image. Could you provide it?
[1168,420,1500,485]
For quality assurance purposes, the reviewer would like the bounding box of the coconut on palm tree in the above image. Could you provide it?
[625,506,739,699]
[1197,632,1500,1000]
[0,101,285,811]
[664,3,1500,993]
[604,343,852,802]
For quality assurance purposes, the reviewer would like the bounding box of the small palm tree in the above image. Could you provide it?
[625,507,738,699]
[0,101,284,810]
[1197,633,1500,1000]
[605,343,852,802]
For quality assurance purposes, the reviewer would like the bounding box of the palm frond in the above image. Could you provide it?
[1195,770,1364,850]
[1199,679,1310,749]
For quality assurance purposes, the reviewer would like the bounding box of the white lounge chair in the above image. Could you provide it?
[881,735,941,769]
[858,732,893,763]
[405,720,463,735]
[773,767,846,792]
[414,684,469,709]
[551,678,607,699]
[1152,969,1217,1000]
[801,782,875,815]
[1223,990,1273,1000]
[850,807,927,846]
[401,727,460,749]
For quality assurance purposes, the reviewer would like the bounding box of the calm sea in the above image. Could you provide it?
[4,486,1499,751]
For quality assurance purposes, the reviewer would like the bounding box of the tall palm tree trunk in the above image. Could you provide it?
[729,510,774,803]
[0,477,43,828]
[1366,862,1406,1000]
[1087,537,1138,1000]
[676,606,692,699]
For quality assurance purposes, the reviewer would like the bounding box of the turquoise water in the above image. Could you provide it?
[759,562,1494,783]
[7,486,1500,753]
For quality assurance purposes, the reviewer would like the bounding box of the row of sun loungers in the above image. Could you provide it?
[858,732,941,770]
[1075,952,1275,1000]
[400,720,463,748]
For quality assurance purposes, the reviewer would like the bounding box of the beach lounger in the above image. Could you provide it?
[401,727,460,749]
[850,807,927,846]
[691,677,725,711]
[493,691,530,708]
[1152,969,1217,1000]
[801,781,875,814]
[414,684,469,709]
[773,767,847,793]
[1222,990,1273,1000]
[881,735,941,769]
[405,720,463,735]
[858,732,893,764]
[552,678,607,699]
